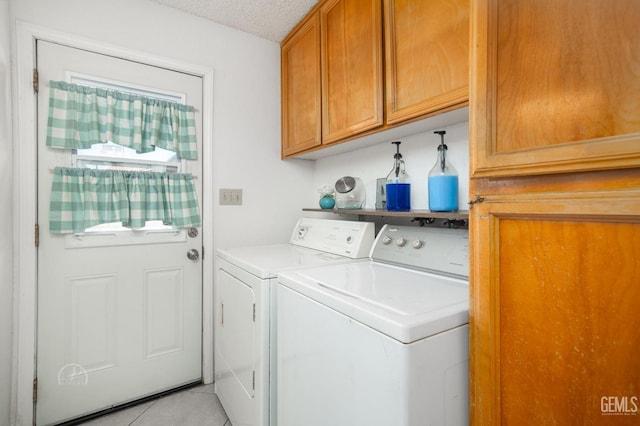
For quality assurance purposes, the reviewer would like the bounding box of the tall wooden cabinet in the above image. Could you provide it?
[469,0,640,424]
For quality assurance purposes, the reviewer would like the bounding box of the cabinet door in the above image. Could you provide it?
[281,14,322,157]
[470,177,640,425]
[384,0,469,125]
[320,0,383,144]
[471,0,640,177]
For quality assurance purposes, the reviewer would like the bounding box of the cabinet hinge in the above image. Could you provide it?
[35,224,40,247]
[33,68,39,93]
[33,377,37,403]
[253,304,256,322]
[468,195,485,208]
[252,370,255,390]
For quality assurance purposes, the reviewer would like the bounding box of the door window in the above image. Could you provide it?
[58,75,194,246]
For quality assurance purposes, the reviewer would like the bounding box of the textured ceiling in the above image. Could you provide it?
[149,0,319,42]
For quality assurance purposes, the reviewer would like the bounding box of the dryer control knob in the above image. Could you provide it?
[412,240,423,249]
[395,237,406,247]
[382,235,392,245]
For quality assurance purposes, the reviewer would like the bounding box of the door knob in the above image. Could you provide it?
[187,249,200,261]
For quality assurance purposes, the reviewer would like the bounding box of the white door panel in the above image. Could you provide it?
[36,40,203,425]
[217,269,256,397]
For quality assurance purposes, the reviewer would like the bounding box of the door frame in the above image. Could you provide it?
[11,21,215,425]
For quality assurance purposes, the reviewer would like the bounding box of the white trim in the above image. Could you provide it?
[67,72,186,103]
[12,21,215,425]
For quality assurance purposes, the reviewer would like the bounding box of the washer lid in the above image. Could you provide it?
[217,244,350,279]
[277,261,469,343]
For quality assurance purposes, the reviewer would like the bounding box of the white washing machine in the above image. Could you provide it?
[276,224,470,426]
[214,218,375,426]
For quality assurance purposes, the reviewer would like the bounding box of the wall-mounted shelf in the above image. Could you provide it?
[303,208,469,221]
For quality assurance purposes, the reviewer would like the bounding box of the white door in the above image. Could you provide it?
[36,40,203,425]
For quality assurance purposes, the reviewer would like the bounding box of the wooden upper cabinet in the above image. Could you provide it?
[282,0,382,157]
[384,0,470,125]
[471,0,640,177]
[282,0,471,158]
[321,0,383,144]
[281,14,322,157]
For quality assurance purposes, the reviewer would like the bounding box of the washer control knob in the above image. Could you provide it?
[382,235,392,245]
[412,240,423,249]
[395,237,407,247]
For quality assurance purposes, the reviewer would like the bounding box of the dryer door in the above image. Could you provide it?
[217,269,256,397]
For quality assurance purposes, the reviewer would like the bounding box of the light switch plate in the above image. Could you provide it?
[219,188,243,205]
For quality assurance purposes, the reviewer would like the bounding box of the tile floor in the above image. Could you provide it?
[77,384,232,426]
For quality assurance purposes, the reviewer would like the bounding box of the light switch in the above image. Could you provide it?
[219,188,243,205]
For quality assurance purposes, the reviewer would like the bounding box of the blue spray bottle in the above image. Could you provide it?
[385,141,411,211]
[428,131,459,212]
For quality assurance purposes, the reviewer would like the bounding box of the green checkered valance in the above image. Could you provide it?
[46,80,198,159]
[50,167,200,234]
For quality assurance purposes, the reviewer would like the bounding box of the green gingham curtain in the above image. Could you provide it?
[46,80,198,160]
[50,167,200,234]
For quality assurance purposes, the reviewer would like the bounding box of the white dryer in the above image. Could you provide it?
[276,224,470,426]
[214,218,375,426]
